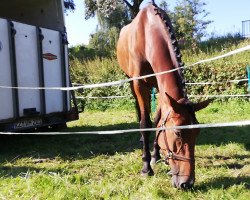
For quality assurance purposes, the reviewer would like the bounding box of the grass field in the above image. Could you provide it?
[0,100,249,199]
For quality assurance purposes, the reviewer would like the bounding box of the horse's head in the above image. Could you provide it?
[157,93,210,189]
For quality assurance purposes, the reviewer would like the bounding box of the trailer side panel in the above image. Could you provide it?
[0,19,14,120]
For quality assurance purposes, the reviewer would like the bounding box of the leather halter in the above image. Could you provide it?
[156,110,195,164]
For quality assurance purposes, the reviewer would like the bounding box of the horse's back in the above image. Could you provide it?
[117,4,170,77]
[117,5,155,76]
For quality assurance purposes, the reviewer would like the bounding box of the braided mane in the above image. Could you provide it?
[152,3,187,98]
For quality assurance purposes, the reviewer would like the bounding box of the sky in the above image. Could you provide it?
[65,0,250,47]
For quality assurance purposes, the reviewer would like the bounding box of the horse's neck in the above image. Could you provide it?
[143,8,185,101]
[157,74,185,101]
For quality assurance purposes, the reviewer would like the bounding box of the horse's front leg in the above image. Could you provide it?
[140,126,154,176]
[131,80,154,176]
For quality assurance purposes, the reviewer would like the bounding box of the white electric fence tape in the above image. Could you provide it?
[1,45,250,134]
[76,96,126,99]
[189,94,250,98]
[1,45,250,91]
[186,78,248,85]
[74,78,248,88]
[1,120,250,135]
[76,92,250,100]
[75,77,249,99]
[190,45,250,66]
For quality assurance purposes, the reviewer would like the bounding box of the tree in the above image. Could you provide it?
[87,1,133,57]
[96,2,130,30]
[89,27,120,56]
[68,0,211,54]
[84,0,145,20]
[171,0,212,49]
[83,0,212,49]
[64,0,75,11]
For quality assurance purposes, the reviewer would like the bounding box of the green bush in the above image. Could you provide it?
[69,57,134,111]
[69,45,110,61]
[184,39,250,101]
[198,33,244,53]
[69,37,250,110]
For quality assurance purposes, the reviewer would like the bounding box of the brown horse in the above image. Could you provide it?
[117,4,210,189]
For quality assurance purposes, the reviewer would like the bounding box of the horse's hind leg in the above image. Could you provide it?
[129,81,141,123]
[131,79,153,176]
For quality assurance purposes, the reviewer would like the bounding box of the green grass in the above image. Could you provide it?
[0,100,250,199]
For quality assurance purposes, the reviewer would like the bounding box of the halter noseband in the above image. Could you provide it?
[156,110,195,164]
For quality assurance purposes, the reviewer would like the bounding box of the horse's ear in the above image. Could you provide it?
[165,92,180,111]
[192,99,212,112]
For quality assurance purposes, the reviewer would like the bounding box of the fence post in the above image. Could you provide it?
[151,87,156,112]
[247,65,250,92]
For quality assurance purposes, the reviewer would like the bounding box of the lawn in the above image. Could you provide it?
[0,100,249,199]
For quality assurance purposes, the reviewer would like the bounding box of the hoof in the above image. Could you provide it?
[141,169,154,176]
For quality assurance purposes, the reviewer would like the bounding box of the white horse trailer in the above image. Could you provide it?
[0,0,78,131]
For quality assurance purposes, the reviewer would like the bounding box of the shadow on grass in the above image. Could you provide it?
[0,123,249,181]
[0,165,71,178]
[195,176,250,191]
[156,176,250,198]
[197,155,250,170]
[152,175,249,199]
[197,126,250,150]
[0,122,141,162]
[0,122,142,178]
[0,123,249,161]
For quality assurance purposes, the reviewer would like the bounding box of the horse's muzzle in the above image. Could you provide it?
[171,175,195,189]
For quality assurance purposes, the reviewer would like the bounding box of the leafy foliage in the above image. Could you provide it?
[69,45,99,60]
[171,0,213,49]
[198,33,244,52]
[68,0,212,57]
[69,36,250,110]
[69,57,133,111]
[82,0,212,50]
[84,0,144,20]
[89,27,120,56]
[69,27,120,60]
[64,0,75,12]
[183,37,250,102]
[80,1,131,61]
[96,2,130,30]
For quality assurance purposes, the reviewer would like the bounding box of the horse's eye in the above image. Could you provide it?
[174,130,181,137]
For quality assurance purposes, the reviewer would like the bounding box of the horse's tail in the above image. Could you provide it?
[153,4,187,98]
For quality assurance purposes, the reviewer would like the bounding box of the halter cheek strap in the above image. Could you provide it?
[156,110,195,164]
